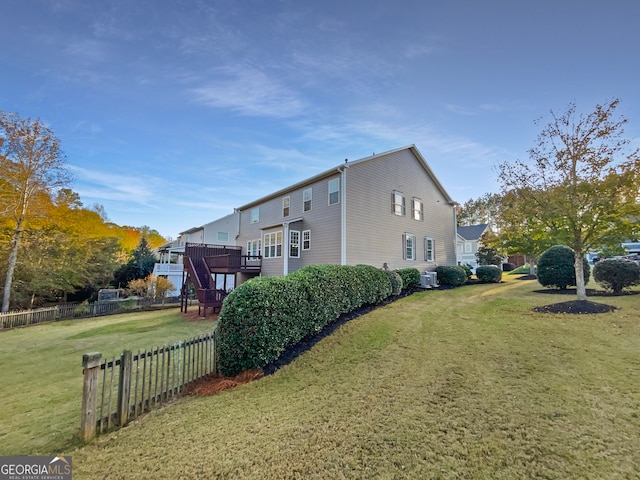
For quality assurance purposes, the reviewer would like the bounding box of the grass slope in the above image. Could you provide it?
[69,278,640,479]
[0,309,214,456]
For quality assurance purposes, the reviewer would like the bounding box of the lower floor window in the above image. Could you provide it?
[403,233,416,260]
[264,231,283,258]
[425,237,435,262]
[302,230,311,250]
[247,239,261,257]
[290,230,300,258]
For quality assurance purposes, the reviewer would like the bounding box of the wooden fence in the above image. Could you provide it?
[0,297,180,330]
[81,331,218,441]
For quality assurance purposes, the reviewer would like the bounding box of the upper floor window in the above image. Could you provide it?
[403,233,416,260]
[217,231,229,242]
[425,237,435,262]
[250,207,260,224]
[392,191,406,216]
[302,230,311,250]
[464,242,472,253]
[328,178,340,205]
[289,230,300,258]
[264,231,282,258]
[303,188,312,212]
[283,196,290,217]
[412,197,423,221]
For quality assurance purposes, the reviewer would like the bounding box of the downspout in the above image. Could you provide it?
[339,161,349,265]
[453,205,458,265]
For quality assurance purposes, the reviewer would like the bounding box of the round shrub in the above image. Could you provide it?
[395,268,421,290]
[383,270,403,295]
[593,258,640,294]
[476,265,502,283]
[435,265,467,287]
[537,245,590,289]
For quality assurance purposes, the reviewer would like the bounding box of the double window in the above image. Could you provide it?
[247,239,261,257]
[264,231,282,258]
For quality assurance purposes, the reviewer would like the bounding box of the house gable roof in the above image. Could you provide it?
[457,224,489,241]
[237,145,456,211]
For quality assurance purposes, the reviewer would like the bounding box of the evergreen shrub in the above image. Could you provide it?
[593,258,640,294]
[537,245,590,289]
[476,265,502,283]
[217,264,393,376]
[383,270,403,295]
[395,268,421,290]
[435,265,467,287]
[460,264,473,280]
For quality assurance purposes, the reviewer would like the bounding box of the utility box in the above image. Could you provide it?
[420,272,438,288]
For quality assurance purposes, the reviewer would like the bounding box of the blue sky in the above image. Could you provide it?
[2,1,639,239]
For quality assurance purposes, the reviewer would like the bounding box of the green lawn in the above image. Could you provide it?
[65,277,640,479]
[0,308,215,456]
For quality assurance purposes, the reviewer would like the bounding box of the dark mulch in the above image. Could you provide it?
[533,300,617,314]
[517,274,538,281]
[534,287,639,297]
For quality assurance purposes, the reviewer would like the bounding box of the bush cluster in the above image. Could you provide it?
[217,264,393,376]
[476,265,502,283]
[383,270,403,295]
[593,258,640,294]
[460,264,473,281]
[538,245,590,289]
[395,268,421,290]
[435,265,467,287]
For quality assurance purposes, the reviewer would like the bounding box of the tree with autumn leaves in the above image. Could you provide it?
[1,111,167,310]
[496,99,640,301]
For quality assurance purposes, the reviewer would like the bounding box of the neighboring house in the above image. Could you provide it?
[456,224,489,270]
[234,144,458,282]
[152,212,240,296]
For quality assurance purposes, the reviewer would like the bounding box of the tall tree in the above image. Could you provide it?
[0,112,71,312]
[457,192,502,228]
[497,99,640,300]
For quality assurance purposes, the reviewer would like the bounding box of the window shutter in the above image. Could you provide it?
[402,233,407,260]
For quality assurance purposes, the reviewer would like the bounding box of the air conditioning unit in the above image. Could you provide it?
[420,272,438,288]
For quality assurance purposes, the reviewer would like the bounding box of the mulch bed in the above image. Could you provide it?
[533,299,617,314]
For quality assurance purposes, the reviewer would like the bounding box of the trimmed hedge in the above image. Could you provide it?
[395,268,421,290]
[460,264,472,281]
[383,270,403,295]
[538,245,590,289]
[593,258,640,294]
[217,264,393,376]
[476,265,502,283]
[435,265,467,287]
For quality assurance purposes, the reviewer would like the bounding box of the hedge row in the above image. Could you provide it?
[216,264,415,376]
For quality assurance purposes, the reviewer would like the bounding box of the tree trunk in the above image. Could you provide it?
[2,221,23,312]
[574,251,587,301]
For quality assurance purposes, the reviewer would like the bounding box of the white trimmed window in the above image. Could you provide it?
[250,207,260,224]
[328,178,340,205]
[302,230,311,250]
[412,197,423,221]
[283,196,290,217]
[303,188,312,212]
[465,242,472,253]
[264,231,283,258]
[247,239,261,257]
[425,237,435,262]
[289,230,300,258]
[403,233,416,260]
[392,191,406,216]
[217,231,229,242]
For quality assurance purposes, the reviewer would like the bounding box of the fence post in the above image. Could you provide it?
[81,352,102,442]
[117,350,133,426]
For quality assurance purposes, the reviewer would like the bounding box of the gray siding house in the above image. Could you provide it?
[235,145,457,281]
